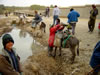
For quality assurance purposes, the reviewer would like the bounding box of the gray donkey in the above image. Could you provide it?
[53,31,79,64]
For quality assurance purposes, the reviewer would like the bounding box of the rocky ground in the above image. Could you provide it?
[0,15,100,75]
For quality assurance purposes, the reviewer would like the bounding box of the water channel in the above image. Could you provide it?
[0,27,43,62]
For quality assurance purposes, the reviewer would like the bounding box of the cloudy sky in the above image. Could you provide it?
[0,0,100,7]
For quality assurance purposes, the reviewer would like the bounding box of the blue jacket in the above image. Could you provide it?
[90,41,100,72]
[67,10,80,23]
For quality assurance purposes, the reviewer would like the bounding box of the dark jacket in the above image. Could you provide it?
[0,55,19,75]
[34,14,42,21]
[90,8,98,20]
[90,41,100,72]
[0,48,22,73]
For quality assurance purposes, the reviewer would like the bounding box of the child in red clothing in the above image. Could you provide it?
[48,18,64,56]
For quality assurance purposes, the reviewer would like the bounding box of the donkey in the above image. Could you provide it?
[53,32,79,64]
[40,22,46,33]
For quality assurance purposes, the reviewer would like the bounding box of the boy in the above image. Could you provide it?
[0,34,22,75]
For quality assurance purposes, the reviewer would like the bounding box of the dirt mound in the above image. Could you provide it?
[22,48,91,75]
[23,51,58,75]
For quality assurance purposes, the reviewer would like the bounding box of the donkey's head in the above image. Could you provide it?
[40,22,46,29]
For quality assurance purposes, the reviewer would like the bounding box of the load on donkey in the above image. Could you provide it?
[48,18,79,63]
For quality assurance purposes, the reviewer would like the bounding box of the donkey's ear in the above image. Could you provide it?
[41,22,43,24]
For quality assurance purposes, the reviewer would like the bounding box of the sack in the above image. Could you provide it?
[55,31,63,39]
[54,36,61,47]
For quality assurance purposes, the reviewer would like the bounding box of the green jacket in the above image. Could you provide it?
[90,8,98,20]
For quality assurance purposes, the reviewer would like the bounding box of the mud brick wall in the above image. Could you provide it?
[49,5,100,19]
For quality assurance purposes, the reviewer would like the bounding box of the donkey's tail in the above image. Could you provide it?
[77,42,79,56]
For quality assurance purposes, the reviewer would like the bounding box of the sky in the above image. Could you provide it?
[0,0,100,7]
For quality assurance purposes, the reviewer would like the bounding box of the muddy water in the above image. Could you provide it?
[0,27,43,62]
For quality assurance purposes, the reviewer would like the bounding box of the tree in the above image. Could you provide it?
[50,5,54,8]
[30,5,46,10]
[0,5,5,14]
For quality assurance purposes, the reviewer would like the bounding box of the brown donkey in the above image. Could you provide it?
[40,22,46,33]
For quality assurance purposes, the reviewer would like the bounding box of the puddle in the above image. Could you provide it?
[0,27,43,62]
[0,15,7,19]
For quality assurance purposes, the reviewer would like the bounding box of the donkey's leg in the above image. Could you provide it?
[44,28,46,33]
[59,47,62,56]
[70,47,76,64]
[53,46,57,57]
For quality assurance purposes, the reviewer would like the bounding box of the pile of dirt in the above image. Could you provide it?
[23,51,58,75]
[22,48,92,75]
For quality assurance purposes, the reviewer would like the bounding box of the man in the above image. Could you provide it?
[45,7,50,17]
[0,34,22,75]
[90,41,100,75]
[32,11,42,28]
[67,8,80,35]
[88,5,98,32]
[53,5,60,25]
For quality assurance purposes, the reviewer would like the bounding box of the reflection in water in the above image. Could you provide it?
[31,40,44,54]
[19,29,27,38]
[0,27,37,62]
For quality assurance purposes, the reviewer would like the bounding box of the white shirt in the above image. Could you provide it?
[53,7,60,16]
